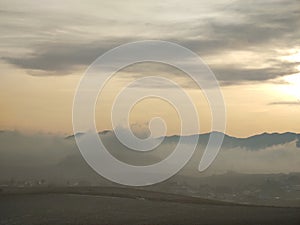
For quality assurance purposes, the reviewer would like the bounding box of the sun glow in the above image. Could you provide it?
[279,74,300,100]
[277,49,300,100]
[281,49,300,63]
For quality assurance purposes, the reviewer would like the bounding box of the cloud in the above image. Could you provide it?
[213,62,300,85]
[205,141,300,175]
[269,101,300,106]
[2,38,133,75]
[1,130,300,177]
[0,0,299,86]
[0,130,74,167]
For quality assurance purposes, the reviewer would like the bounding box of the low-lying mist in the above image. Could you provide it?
[0,130,299,184]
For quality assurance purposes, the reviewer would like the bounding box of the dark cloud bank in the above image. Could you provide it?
[1,0,299,85]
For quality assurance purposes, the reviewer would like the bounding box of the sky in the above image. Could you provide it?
[0,0,300,137]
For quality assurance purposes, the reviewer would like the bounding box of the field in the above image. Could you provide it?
[0,187,300,225]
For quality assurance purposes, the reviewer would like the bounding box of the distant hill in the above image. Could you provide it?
[1,130,300,189]
[66,130,300,150]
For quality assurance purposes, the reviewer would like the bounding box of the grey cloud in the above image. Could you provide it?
[120,60,300,88]
[269,101,300,106]
[3,37,299,86]
[211,3,300,46]
[2,38,133,75]
[213,61,300,84]
[181,0,300,52]
[1,0,299,85]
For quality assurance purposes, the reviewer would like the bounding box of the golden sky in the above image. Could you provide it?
[0,0,300,137]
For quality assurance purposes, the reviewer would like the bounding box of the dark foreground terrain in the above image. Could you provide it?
[0,187,300,225]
